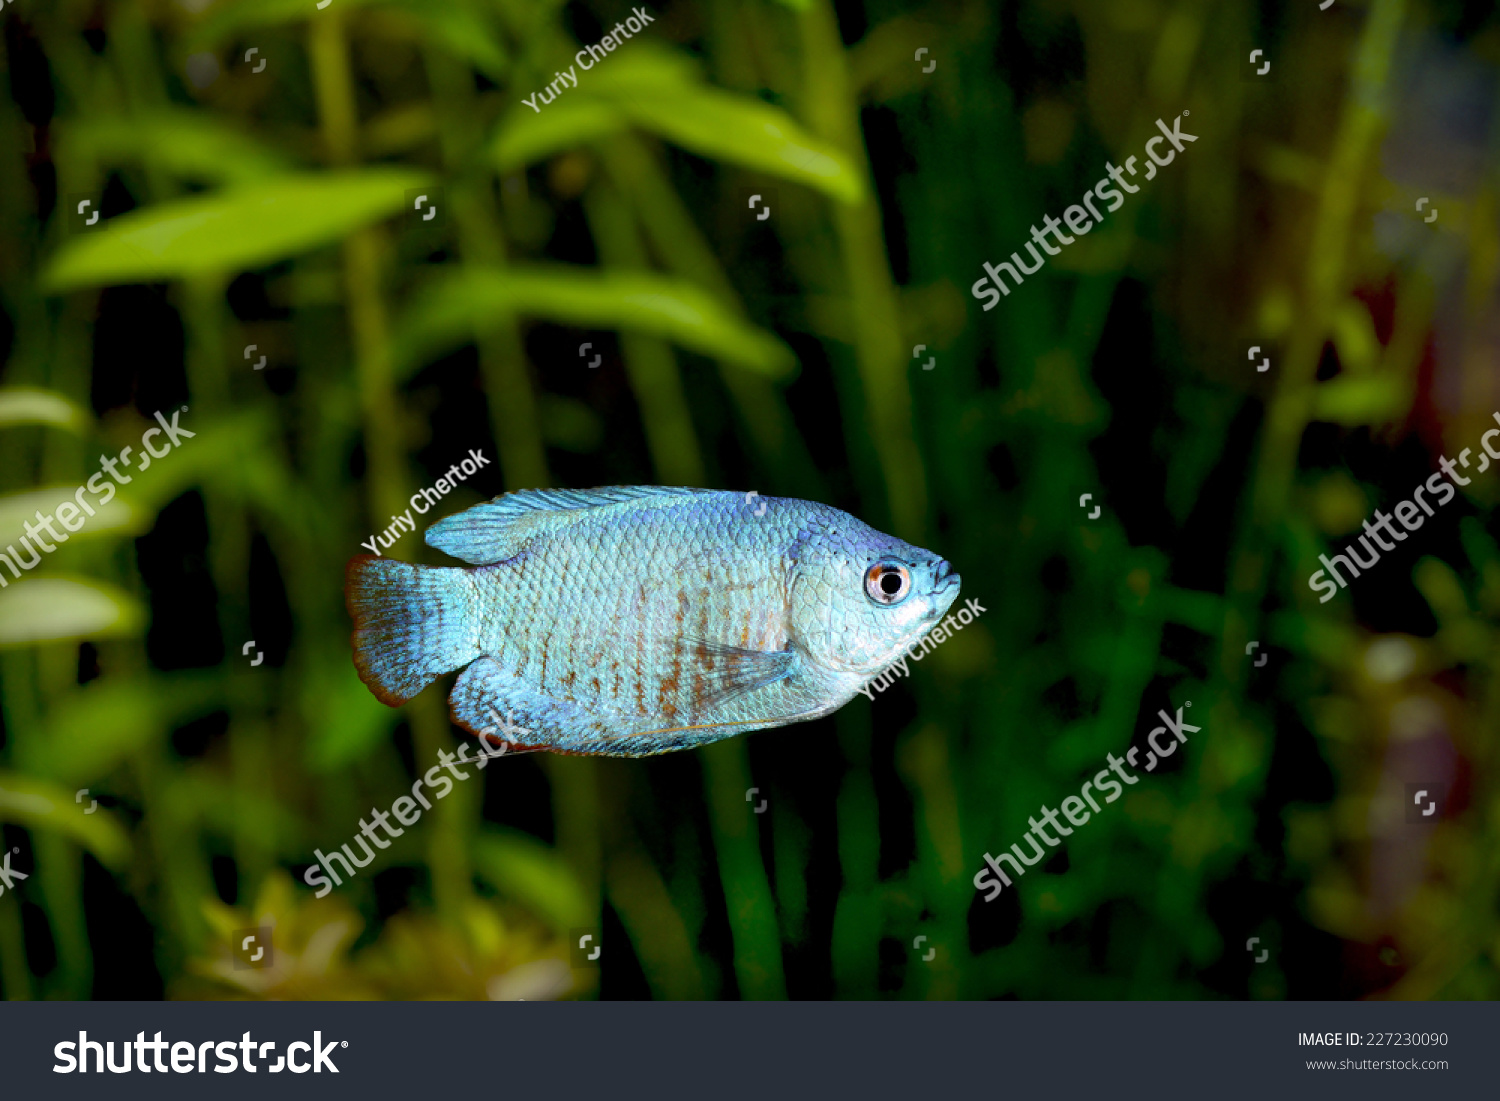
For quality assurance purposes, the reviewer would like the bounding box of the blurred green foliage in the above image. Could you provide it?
[2,0,1499,1002]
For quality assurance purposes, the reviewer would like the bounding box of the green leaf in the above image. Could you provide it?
[28,676,221,788]
[583,43,705,91]
[106,409,268,514]
[185,0,381,47]
[57,109,290,187]
[393,265,797,379]
[304,651,405,771]
[473,828,591,929]
[488,45,681,175]
[491,45,863,203]
[1312,374,1409,425]
[104,408,277,515]
[493,99,629,174]
[0,412,280,554]
[0,388,91,432]
[0,578,145,647]
[612,88,861,201]
[1330,300,1381,375]
[189,776,308,851]
[383,0,510,81]
[0,772,132,871]
[0,488,149,545]
[42,169,433,290]
[187,0,508,80]
[1158,584,1223,636]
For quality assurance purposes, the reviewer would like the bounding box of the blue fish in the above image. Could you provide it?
[346,487,960,756]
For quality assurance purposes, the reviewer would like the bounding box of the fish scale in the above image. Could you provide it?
[346,486,961,757]
[487,504,789,714]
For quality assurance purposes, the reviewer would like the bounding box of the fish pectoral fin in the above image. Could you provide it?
[679,639,797,710]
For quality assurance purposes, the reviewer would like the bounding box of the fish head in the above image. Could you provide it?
[791,521,961,675]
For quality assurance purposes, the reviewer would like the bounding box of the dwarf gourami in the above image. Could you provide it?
[346,486,960,756]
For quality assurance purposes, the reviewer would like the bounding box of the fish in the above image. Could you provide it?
[345,486,960,757]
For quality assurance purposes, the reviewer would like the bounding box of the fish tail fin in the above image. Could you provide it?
[345,555,481,706]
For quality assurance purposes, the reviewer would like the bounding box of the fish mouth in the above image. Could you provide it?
[931,559,961,600]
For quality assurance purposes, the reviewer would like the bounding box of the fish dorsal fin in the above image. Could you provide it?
[425,485,714,565]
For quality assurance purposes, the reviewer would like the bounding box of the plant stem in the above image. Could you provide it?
[309,10,473,925]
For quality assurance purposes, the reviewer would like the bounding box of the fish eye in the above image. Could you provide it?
[865,561,911,605]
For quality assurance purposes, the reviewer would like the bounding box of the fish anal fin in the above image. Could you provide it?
[449,656,631,753]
